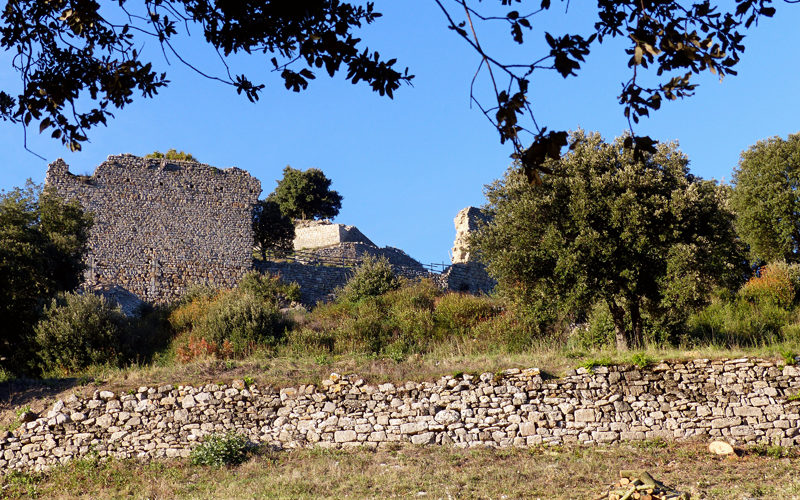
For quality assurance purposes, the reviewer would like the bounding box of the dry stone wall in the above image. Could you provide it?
[3,358,799,472]
[45,155,261,303]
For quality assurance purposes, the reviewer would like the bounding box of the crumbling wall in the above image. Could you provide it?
[45,154,261,303]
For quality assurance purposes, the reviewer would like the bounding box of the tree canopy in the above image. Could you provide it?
[731,133,800,264]
[269,166,343,220]
[253,198,295,259]
[473,131,746,350]
[0,184,92,374]
[0,0,792,170]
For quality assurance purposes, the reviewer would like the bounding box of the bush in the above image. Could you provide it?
[192,290,286,358]
[190,432,252,467]
[338,256,400,302]
[433,293,500,337]
[237,272,301,304]
[169,273,297,361]
[740,261,800,309]
[686,298,793,347]
[568,302,615,351]
[34,293,125,373]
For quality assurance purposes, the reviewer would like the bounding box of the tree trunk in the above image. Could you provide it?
[629,298,644,349]
[607,300,629,351]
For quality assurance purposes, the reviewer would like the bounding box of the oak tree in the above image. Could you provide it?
[731,133,800,264]
[253,198,295,259]
[473,131,746,350]
[0,184,92,374]
[269,166,343,220]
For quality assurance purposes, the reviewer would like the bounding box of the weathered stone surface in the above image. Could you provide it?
[46,155,260,304]
[3,358,799,474]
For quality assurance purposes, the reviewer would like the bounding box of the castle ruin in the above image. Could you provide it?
[45,154,261,303]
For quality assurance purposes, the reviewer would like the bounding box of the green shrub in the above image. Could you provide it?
[190,432,252,467]
[433,293,500,337]
[34,293,125,373]
[686,298,792,347]
[170,273,297,361]
[237,272,300,304]
[195,290,287,357]
[338,256,400,302]
[569,302,615,351]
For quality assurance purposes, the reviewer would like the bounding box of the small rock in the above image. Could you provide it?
[708,440,735,455]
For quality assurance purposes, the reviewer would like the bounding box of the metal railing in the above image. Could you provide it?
[257,249,452,275]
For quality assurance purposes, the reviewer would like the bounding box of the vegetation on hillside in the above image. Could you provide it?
[0,184,92,375]
[4,131,800,383]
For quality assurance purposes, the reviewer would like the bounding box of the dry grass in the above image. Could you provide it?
[2,342,798,432]
[2,442,799,499]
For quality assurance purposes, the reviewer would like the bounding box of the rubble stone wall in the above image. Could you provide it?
[45,155,261,303]
[3,358,799,472]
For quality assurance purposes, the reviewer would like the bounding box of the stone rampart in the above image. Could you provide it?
[3,358,799,472]
[45,155,261,303]
[294,220,374,250]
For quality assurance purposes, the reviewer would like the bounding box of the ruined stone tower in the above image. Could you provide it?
[45,154,261,303]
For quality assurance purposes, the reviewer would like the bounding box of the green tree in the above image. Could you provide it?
[473,131,746,350]
[145,149,199,162]
[731,133,800,264]
[253,199,295,259]
[0,184,92,374]
[269,166,343,220]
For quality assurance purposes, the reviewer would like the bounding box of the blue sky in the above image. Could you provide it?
[1,2,799,265]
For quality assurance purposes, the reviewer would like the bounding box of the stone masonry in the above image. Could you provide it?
[45,155,261,303]
[2,358,799,472]
[293,220,375,250]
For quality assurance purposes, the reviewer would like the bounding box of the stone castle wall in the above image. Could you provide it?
[3,358,799,472]
[45,155,261,303]
[293,220,375,250]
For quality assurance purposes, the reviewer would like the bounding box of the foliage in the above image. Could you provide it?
[292,280,502,357]
[34,293,126,374]
[338,256,401,303]
[433,293,501,337]
[145,149,198,162]
[473,130,747,351]
[732,133,800,264]
[189,431,253,467]
[0,184,92,374]
[569,302,616,351]
[169,273,297,361]
[1,1,411,151]
[739,261,800,309]
[434,1,780,178]
[268,166,343,221]
[686,296,795,347]
[195,290,286,357]
[253,199,295,259]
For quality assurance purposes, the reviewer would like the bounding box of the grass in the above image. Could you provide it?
[1,442,798,499]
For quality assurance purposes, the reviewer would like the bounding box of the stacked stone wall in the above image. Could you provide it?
[3,358,799,472]
[45,155,261,303]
